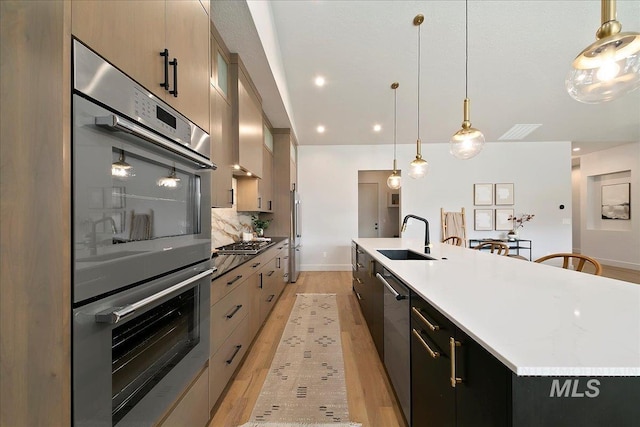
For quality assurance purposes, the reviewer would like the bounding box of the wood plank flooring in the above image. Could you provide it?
[601,265,640,284]
[208,271,406,427]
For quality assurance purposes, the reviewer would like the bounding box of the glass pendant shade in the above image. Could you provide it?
[157,166,181,188]
[387,171,402,190]
[450,98,485,159]
[409,151,428,179]
[111,150,133,179]
[387,82,402,190]
[566,0,640,103]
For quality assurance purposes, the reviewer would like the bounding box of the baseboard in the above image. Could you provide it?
[302,264,352,271]
[595,258,640,271]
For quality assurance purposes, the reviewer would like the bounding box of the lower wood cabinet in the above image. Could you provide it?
[210,277,252,356]
[159,365,209,427]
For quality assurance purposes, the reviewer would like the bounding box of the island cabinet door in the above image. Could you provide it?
[454,327,512,427]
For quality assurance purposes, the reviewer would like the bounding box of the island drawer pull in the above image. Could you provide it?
[227,275,243,286]
[225,304,243,319]
[226,345,242,365]
[356,262,364,269]
[450,337,463,387]
[355,291,363,301]
[412,328,439,359]
[412,306,440,331]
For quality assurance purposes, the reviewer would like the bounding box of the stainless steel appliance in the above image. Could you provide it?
[377,266,410,424]
[72,39,214,427]
[290,188,302,282]
[215,240,273,255]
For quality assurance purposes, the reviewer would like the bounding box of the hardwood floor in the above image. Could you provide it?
[208,271,406,427]
[601,265,640,284]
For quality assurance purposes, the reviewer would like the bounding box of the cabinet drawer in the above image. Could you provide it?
[211,251,268,304]
[410,293,454,354]
[159,364,209,427]
[210,278,252,356]
[209,313,252,409]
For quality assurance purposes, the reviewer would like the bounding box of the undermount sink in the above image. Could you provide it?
[377,249,437,261]
[77,250,148,262]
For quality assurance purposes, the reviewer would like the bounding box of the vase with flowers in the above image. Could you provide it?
[507,213,534,241]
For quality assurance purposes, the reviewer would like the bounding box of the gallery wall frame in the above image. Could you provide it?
[601,183,630,220]
[474,209,494,231]
[495,208,515,231]
[474,183,494,206]
[495,183,514,205]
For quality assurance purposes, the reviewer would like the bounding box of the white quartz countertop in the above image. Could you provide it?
[353,238,640,377]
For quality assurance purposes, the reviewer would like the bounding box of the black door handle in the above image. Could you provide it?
[169,57,178,97]
[160,49,169,90]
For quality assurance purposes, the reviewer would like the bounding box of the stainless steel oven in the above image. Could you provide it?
[72,39,214,426]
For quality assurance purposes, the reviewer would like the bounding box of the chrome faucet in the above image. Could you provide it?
[401,214,431,253]
[89,217,117,256]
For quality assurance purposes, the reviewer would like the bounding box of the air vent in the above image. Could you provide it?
[498,124,542,141]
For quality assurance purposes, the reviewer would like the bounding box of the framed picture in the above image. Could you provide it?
[495,183,514,205]
[602,183,630,220]
[474,209,494,231]
[495,208,514,231]
[474,183,493,206]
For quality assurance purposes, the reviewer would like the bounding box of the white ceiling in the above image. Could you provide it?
[211,1,640,156]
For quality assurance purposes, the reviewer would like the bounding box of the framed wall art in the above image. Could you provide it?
[474,209,493,231]
[495,183,514,205]
[602,183,630,220]
[495,208,515,231]
[474,183,494,206]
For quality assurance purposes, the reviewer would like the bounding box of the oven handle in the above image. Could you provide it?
[95,114,214,169]
[95,269,213,324]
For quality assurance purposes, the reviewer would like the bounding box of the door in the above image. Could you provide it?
[358,183,379,237]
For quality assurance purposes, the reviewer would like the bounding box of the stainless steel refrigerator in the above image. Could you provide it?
[290,188,301,282]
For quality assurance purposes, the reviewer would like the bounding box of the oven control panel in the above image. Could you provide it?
[134,89,191,145]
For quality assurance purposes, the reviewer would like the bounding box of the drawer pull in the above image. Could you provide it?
[353,276,362,284]
[412,306,440,331]
[267,270,275,277]
[226,345,242,365]
[267,294,275,302]
[450,337,463,387]
[412,328,440,359]
[227,275,243,286]
[252,262,261,268]
[226,304,243,319]
[356,262,364,269]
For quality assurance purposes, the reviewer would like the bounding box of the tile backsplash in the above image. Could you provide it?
[211,207,253,248]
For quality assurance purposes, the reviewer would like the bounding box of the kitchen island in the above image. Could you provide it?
[353,237,640,426]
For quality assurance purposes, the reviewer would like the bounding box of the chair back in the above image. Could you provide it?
[534,253,603,275]
[442,236,463,246]
[473,241,509,256]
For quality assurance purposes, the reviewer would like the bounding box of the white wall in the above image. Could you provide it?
[571,163,582,253]
[298,141,573,270]
[578,142,640,270]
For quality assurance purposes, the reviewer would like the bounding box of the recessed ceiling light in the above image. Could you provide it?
[573,147,581,152]
[314,76,325,87]
[316,125,325,134]
[373,124,382,132]
[233,164,241,170]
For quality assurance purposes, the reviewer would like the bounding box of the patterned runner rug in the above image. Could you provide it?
[240,293,361,427]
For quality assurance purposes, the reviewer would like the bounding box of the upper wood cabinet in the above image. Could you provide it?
[268,129,298,237]
[230,54,263,178]
[71,0,210,131]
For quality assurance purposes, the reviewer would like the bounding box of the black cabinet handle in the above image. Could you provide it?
[258,197,262,209]
[276,257,281,268]
[252,262,261,268]
[226,345,242,365]
[259,273,263,289]
[267,270,275,277]
[169,57,178,97]
[160,49,170,90]
[229,188,234,205]
[268,200,272,211]
[226,304,243,319]
[267,294,275,302]
[227,275,243,286]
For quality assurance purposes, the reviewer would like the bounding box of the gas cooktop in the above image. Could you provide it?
[215,241,271,255]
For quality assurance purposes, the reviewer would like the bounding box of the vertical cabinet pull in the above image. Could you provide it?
[229,188,234,205]
[276,257,281,268]
[259,273,263,289]
[160,49,169,90]
[258,197,262,209]
[450,337,463,387]
[169,58,178,97]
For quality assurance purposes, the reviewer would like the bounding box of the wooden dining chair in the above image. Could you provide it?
[534,253,603,275]
[473,241,509,256]
[442,236,463,246]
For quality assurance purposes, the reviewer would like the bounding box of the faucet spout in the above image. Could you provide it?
[401,214,431,253]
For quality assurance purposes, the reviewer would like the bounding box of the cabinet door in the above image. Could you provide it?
[259,145,274,212]
[236,72,263,177]
[454,328,511,427]
[165,0,210,131]
[236,177,261,211]
[210,86,233,207]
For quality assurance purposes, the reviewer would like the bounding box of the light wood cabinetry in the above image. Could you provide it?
[159,365,209,427]
[71,0,210,131]
[230,54,263,177]
[268,129,298,237]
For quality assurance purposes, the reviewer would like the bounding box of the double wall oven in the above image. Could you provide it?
[72,40,214,426]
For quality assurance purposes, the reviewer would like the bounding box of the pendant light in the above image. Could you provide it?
[157,165,181,188]
[408,14,428,180]
[566,0,640,103]
[387,82,402,190]
[450,0,485,160]
[111,149,133,179]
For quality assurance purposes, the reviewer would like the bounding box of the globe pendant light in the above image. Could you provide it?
[111,149,133,179]
[157,165,181,188]
[566,0,640,103]
[387,82,402,190]
[450,0,485,160]
[408,14,428,180]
